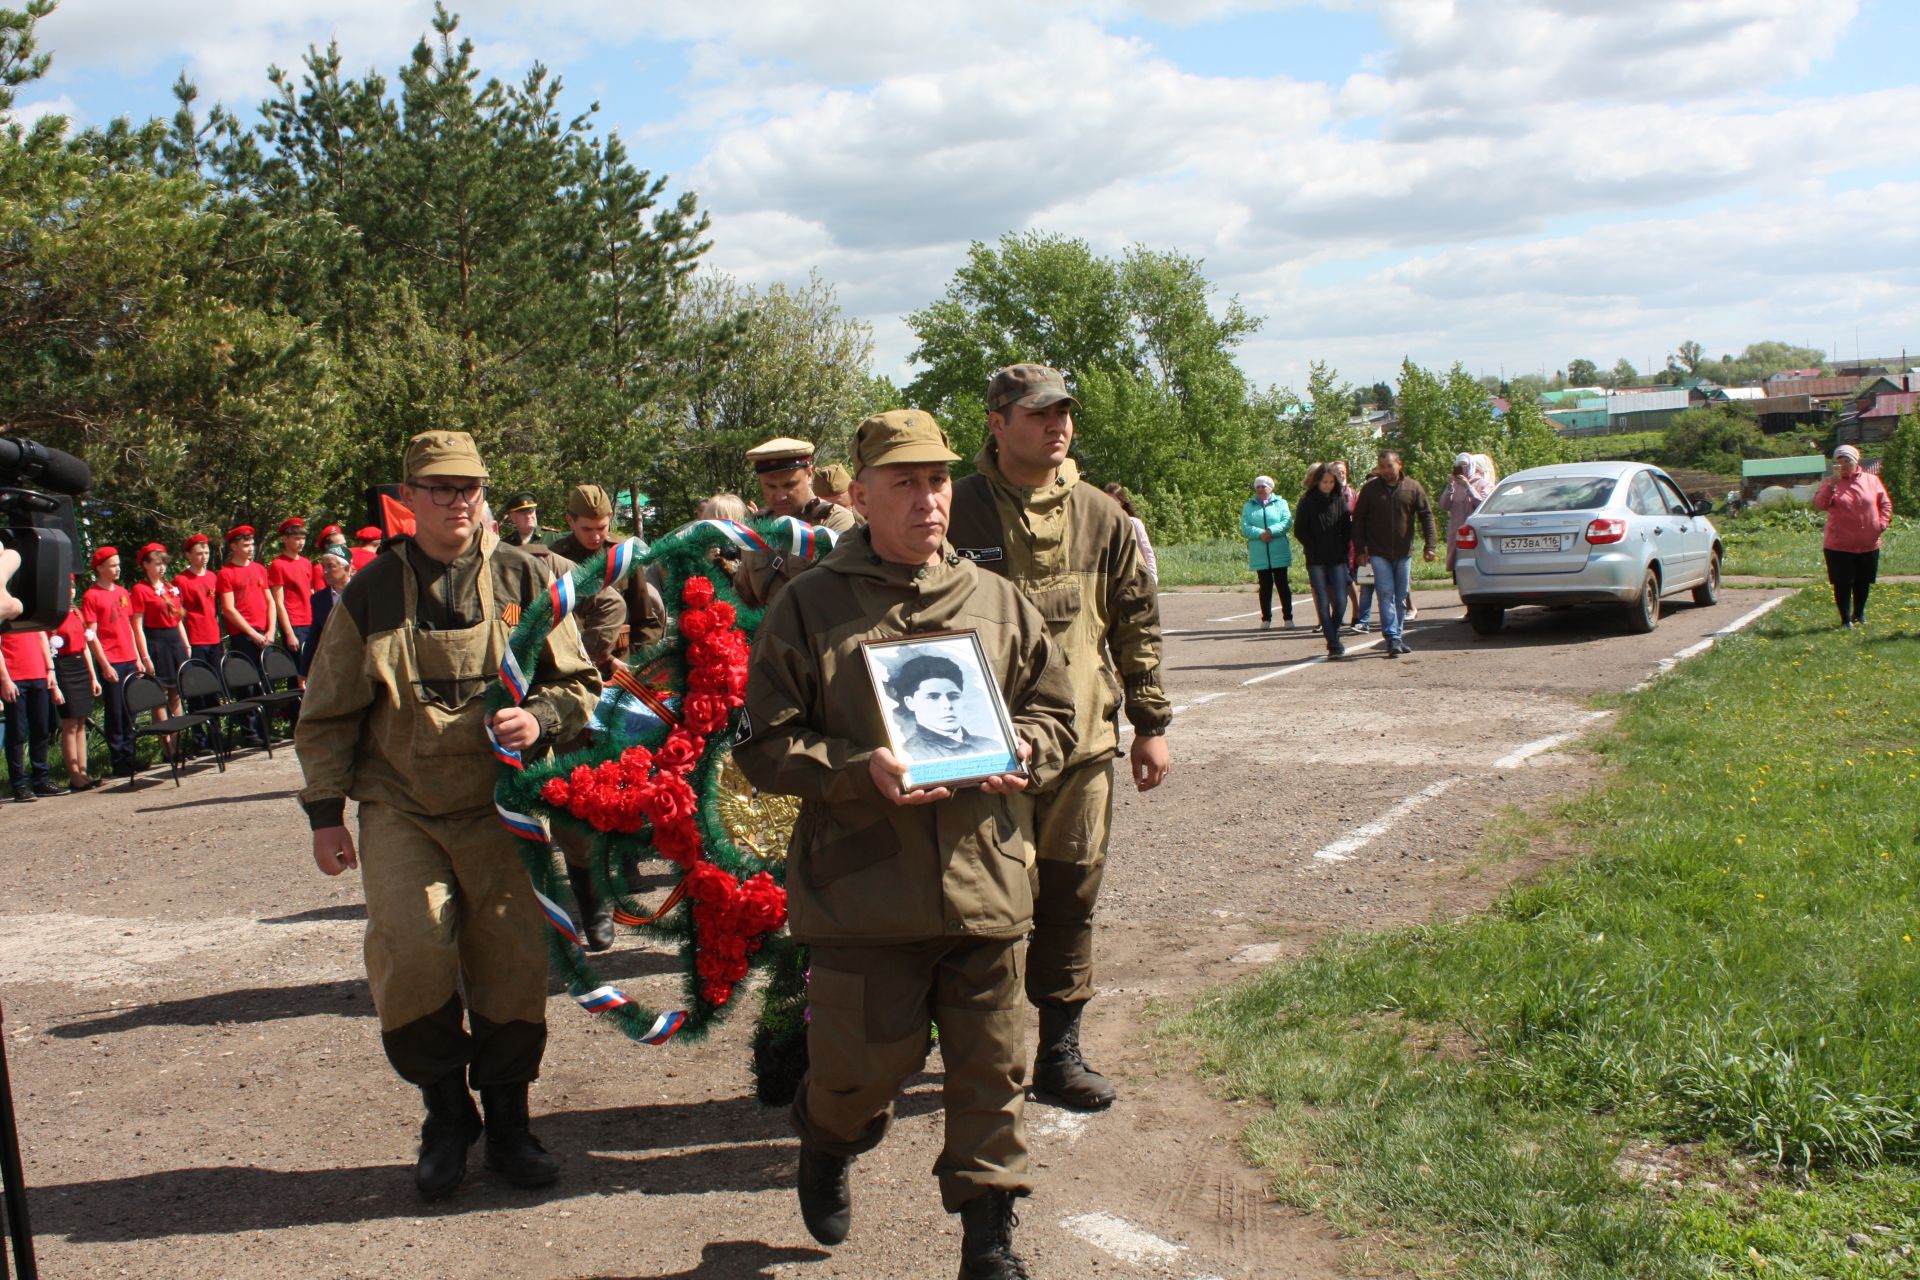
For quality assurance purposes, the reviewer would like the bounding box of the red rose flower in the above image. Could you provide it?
[682,576,716,608]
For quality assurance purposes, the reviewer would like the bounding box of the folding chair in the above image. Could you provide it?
[123,671,214,788]
[223,650,299,745]
[177,659,259,763]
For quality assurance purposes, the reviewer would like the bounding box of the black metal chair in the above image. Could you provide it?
[177,659,260,762]
[122,671,214,788]
[260,644,305,725]
[222,650,299,747]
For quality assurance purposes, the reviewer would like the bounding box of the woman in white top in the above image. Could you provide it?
[1103,483,1157,584]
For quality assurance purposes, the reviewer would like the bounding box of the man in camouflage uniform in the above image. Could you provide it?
[737,410,1076,1280]
[297,431,600,1201]
[947,363,1173,1112]
[552,483,666,661]
[732,437,859,609]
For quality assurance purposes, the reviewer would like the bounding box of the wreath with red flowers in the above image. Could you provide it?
[487,518,831,1066]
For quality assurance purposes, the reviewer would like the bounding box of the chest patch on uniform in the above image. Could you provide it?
[502,602,522,626]
[955,546,1004,564]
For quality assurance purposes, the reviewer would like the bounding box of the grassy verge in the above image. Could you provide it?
[1174,585,1920,1278]
[1158,538,1452,588]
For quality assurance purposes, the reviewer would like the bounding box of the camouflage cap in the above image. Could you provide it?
[566,483,613,518]
[403,429,488,480]
[986,363,1079,414]
[848,409,960,474]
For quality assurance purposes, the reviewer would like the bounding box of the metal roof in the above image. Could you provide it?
[1741,456,1828,478]
[1862,392,1920,419]
[1607,389,1691,414]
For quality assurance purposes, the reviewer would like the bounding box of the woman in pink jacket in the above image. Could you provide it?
[1812,444,1893,628]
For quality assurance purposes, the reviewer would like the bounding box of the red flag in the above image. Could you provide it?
[380,492,417,537]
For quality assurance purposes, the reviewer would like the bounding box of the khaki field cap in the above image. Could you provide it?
[567,483,614,518]
[987,363,1079,414]
[746,436,816,474]
[404,430,488,480]
[817,463,851,494]
[848,410,960,474]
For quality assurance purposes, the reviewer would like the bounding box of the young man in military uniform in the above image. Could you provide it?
[732,436,860,608]
[296,430,600,1202]
[552,483,666,661]
[737,410,1076,1280]
[499,491,542,548]
[947,363,1173,1113]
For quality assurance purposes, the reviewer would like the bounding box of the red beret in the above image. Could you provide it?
[137,542,169,562]
[91,545,119,568]
[183,533,210,548]
[278,517,306,535]
[225,524,255,543]
[317,524,344,541]
[355,526,383,542]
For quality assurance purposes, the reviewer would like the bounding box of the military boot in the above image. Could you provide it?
[479,1083,562,1188]
[566,863,615,951]
[1032,1002,1116,1111]
[795,1145,852,1245]
[415,1073,483,1201]
[957,1189,1031,1280]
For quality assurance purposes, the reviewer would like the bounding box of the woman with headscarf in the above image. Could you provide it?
[1240,474,1293,629]
[1439,452,1495,578]
[1812,444,1893,628]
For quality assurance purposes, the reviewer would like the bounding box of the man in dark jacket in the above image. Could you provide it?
[1351,449,1437,657]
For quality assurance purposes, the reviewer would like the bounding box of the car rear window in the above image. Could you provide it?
[1481,477,1617,515]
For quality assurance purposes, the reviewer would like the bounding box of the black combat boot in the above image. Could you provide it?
[795,1144,852,1245]
[479,1083,562,1188]
[958,1189,1031,1279]
[415,1072,483,1201]
[1032,1002,1116,1111]
[566,863,615,951]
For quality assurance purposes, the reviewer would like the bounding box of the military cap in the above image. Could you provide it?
[500,491,538,516]
[278,517,306,535]
[183,532,210,549]
[91,545,120,568]
[320,545,353,566]
[746,437,816,474]
[354,526,383,543]
[403,429,488,480]
[848,410,960,474]
[566,483,613,518]
[225,524,255,543]
[987,363,1079,415]
[316,524,344,542]
[136,542,168,563]
[817,463,851,495]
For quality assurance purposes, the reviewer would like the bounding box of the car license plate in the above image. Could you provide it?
[1502,535,1562,553]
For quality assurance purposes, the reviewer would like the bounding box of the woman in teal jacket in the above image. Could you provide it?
[1240,474,1293,628]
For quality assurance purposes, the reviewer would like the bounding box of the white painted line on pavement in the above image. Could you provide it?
[1312,778,1458,862]
[1207,609,1263,622]
[1628,594,1788,692]
[1060,1212,1189,1266]
[1242,637,1383,685]
[1492,711,1611,770]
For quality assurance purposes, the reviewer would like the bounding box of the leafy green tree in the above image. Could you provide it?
[1879,412,1920,518]
[1660,406,1767,474]
[906,231,1269,539]
[1608,358,1639,389]
[1566,357,1601,387]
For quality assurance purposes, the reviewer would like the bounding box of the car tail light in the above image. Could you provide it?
[1456,524,1478,549]
[1584,517,1627,545]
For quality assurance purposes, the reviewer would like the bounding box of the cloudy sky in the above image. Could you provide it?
[17,0,1919,393]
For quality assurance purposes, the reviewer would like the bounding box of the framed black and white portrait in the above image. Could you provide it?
[859,629,1022,790]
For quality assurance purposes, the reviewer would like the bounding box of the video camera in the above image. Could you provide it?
[0,434,92,633]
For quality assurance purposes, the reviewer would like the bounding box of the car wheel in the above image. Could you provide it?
[1467,604,1506,635]
[1624,569,1660,633]
[1692,552,1721,606]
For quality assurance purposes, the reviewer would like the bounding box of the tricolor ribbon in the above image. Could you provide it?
[499,645,531,705]
[576,985,631,1012]
[534,886,584,948]
[640,1010,687,1045]
[486,721,523,769]
[606,537,641,588]
[547,572,576,623]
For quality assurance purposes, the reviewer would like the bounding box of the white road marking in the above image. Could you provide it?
[1207,609,1264,622]
[1121,690,1227,739]
[1491,711,1611,770]
[1242,637,1383,685]
[1628,595,1788,692]
[1312,778,1458,861]
[1060,1211,1188,1266]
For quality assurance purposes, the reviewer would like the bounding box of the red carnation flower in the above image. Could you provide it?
[682,576,716,608]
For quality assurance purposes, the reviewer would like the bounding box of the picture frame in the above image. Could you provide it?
[859,629,1024,791]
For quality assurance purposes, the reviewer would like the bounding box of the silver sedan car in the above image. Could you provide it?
[1453,461,1722,634]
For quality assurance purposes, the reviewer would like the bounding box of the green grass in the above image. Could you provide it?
[1568,431,1667,462]
[1174,585,1920,1277]
[1157,537,1453,588]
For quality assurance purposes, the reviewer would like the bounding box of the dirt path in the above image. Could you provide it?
[0,585,1790,1279]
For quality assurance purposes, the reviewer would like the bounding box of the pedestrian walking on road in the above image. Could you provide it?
[1105,482,1158,584]
[1813,443,1893,628]
[1294,464,1354,658]
[296,430,601,1203]
[1241,475,1294,629]
[1439,455,1493,578]
[1352,450,1437,657]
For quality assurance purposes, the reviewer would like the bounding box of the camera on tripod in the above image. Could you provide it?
[0,434,93,633]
